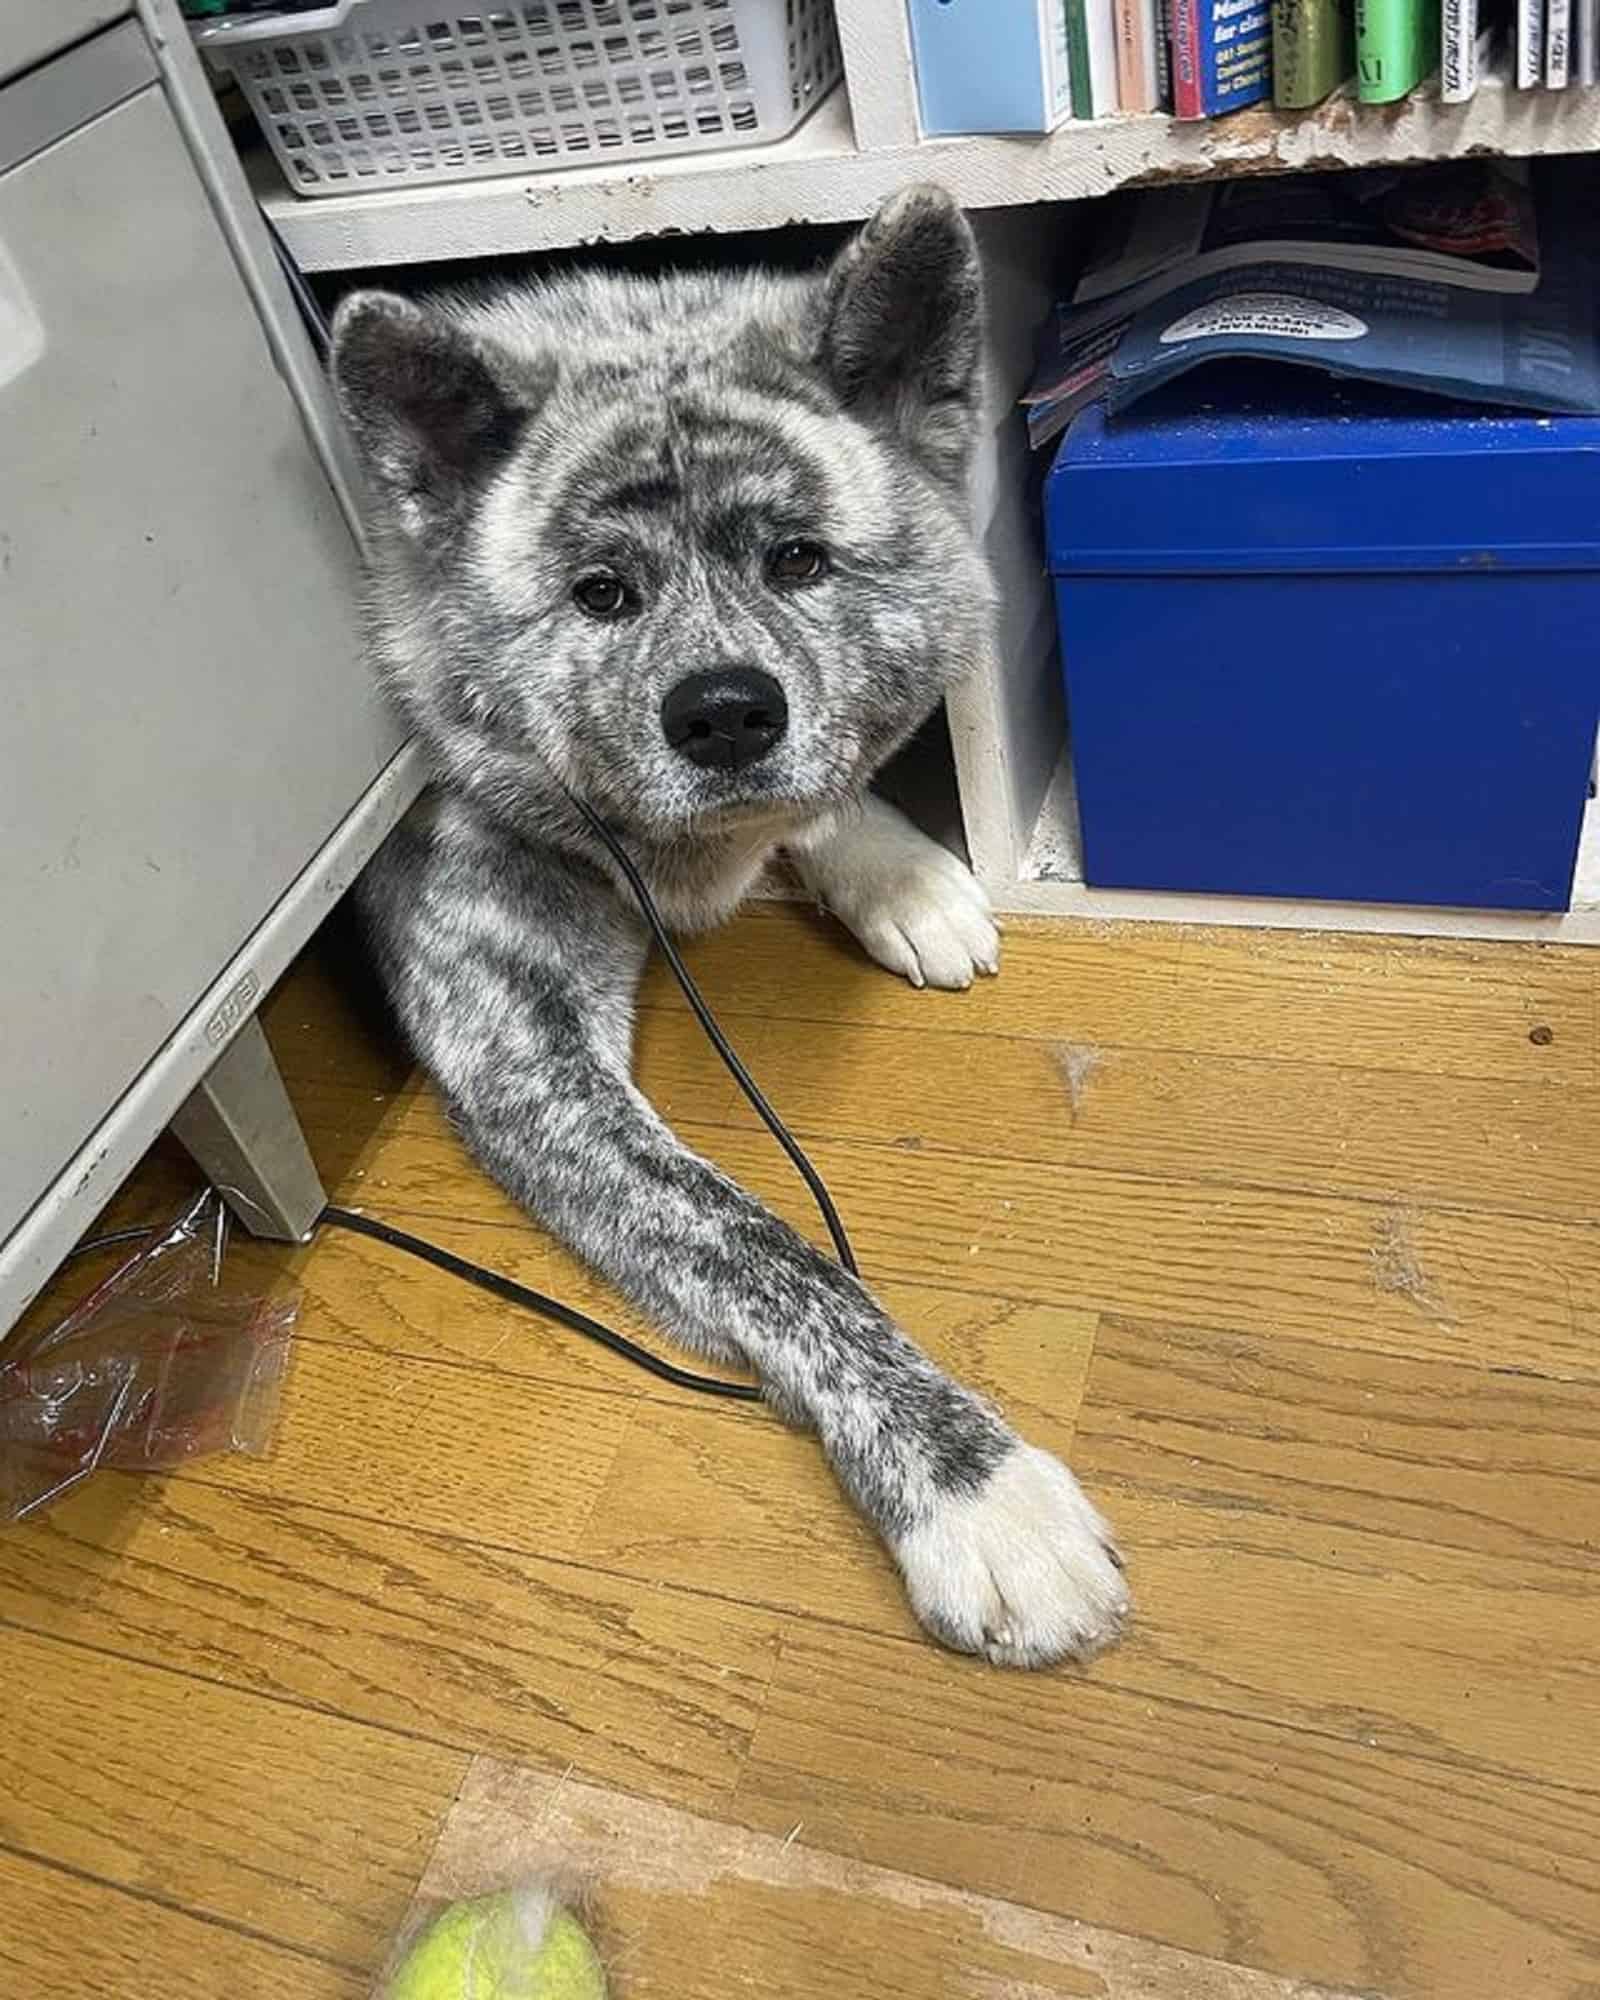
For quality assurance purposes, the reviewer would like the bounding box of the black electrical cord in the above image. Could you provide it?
[63,1209,762,1402]
[317,1205,763,1400]
[571,796,859,1277]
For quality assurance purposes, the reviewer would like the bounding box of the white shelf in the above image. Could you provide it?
[259,71,1600,272]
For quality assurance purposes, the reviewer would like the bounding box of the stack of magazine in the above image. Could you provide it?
[1021,160,1600,446]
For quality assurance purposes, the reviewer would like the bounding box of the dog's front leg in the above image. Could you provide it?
[789,794,1001,991]
[372,842,1126,1668]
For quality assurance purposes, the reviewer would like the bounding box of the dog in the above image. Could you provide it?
[330,185,1128,1668]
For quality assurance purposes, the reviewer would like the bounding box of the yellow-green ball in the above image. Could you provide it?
[387,1891,606,2000]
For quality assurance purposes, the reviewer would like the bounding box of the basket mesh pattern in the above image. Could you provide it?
[228,0,841,194]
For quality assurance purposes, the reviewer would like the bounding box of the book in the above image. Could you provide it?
[1272,0,1353,102]
[1105,218,1600,419]
[1170,0,1202,108]
[1354,0,1439,97]
[1170,0,1272,113]
[1073,168,1539,315]
[905,0,1074,134]
[1579,0,1600,79]
[1516,0,1544,81]
[1023,310,1136,447]
[1116,0,1166,107]
[1021,162,1546,450]
[1547,0,1572,76]
[1067,0,1122,116]
[1440,0,1481,98]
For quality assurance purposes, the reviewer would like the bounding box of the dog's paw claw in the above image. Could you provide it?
[894,1446,1130,1669]
[795,801,1000,992]
[840,850,999,992]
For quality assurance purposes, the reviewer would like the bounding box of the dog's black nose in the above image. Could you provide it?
[661,668,788,771]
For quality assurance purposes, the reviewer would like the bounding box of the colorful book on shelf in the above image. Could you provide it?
[1272,0,1353,103]
[1067,0,1122,116]
[1516,0,1545,80]
[1548,0,1574,78]
[1169,0,1273,115]
[1440,0,1481,99]
[1354,0,1440,97]
[1116,0,1167,107]
[905,0,1074,134]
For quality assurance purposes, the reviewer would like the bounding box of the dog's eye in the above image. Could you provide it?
[765,539,829,588]
[573,573,632,619]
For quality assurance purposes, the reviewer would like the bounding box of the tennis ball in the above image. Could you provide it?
[387,1887,606,2000]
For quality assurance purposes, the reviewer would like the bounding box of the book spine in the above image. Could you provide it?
[1207,0,1274,109]
[1065,0,1098,113]
[1273,0,1349,103]
[907,0,1077,132]
[1170,0,1207,111]
[1579,0,1599,81]
[1042,0,1077,120]
[1515,0,1545,82]
[1547,0,1571,78]
[1115,0,1143,102]
[1355,0,1433,99]
[1087,0,1124,110]
[1440,0,1479,95]
[1116,0,1164,106]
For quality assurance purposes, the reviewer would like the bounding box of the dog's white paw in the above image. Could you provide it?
[846,846,999,992]
[894,1446,1130,1668]
[796,800,999,991]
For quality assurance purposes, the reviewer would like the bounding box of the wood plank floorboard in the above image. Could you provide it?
[5,907,1596,1998]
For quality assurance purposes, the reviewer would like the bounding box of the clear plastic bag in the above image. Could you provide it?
[0,1191,297,1523]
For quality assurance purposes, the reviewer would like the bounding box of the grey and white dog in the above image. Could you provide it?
[331,185,1128,1668]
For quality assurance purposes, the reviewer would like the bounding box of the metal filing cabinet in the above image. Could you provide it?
[0,6,418,1330]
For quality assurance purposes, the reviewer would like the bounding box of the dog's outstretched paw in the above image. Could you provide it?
[893,1446,1130,1668]
[795,798,1000,990]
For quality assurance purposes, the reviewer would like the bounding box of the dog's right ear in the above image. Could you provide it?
[816,184,983,487]
[331,292,530,534]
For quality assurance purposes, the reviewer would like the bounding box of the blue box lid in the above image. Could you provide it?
[1045,374,1600,575]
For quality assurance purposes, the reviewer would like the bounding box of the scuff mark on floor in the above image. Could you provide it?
[1370,1208,1454,1324]
[408,1759,1369,2000]
[1052,1044,1101,1124]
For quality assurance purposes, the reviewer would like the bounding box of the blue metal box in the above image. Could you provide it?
[1044,384,1600,910]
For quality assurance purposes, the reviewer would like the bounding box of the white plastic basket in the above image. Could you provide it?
[194,0,842,197]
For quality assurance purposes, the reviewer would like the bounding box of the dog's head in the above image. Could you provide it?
[332,186,991,843]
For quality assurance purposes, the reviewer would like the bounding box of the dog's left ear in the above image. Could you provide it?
[332,291,536,538]
[816,184,983,486]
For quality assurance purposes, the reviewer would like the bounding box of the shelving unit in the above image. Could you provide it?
[234,0,1600,943]
[257,64,1600,273]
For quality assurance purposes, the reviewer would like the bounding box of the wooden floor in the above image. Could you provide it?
[4,904,1599,1999]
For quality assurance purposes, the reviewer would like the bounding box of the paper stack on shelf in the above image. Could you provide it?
[1023,160,1557,447]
